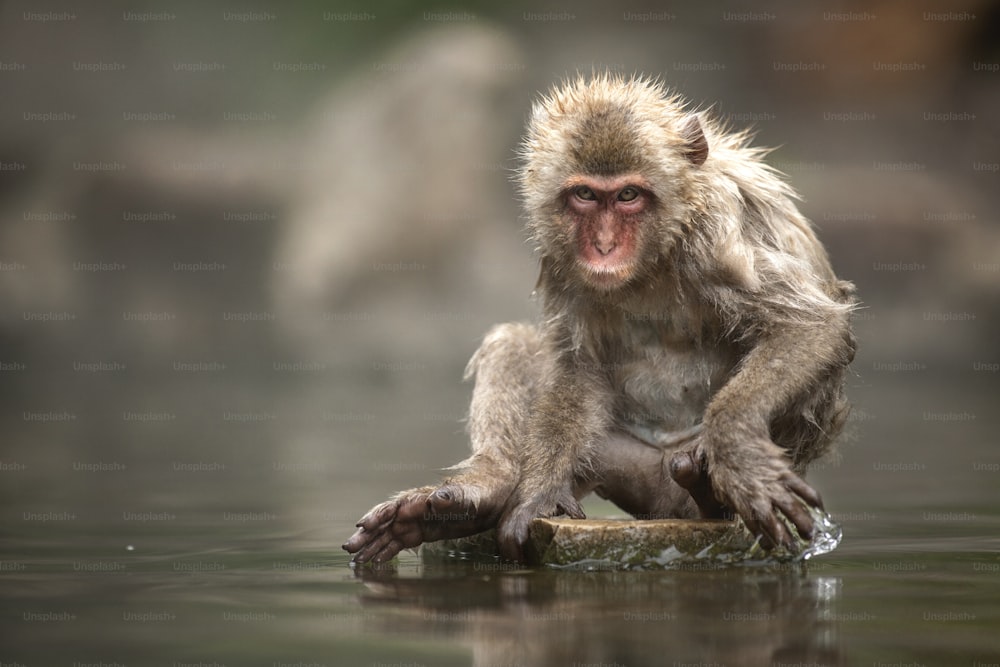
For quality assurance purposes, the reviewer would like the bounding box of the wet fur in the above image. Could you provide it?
[345,74,857,563]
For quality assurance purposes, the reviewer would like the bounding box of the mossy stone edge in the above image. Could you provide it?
[421,517,753,568]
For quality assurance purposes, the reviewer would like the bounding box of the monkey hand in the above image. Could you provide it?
[669,435,823,551]
[496,483,586,562]
[343,484,499,564]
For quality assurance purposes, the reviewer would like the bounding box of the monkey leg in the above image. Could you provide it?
[344,323,542,564]
[580,426,729,521]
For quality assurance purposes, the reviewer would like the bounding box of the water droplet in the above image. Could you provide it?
[798,508,843,561]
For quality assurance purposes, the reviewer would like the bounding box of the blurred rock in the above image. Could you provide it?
[270,25,534,371]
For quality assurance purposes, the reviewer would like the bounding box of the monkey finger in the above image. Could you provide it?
[668,450,728,519]
[355,502,399,532]
[743,503,791,551]
[352,530,397,564]
[784,474,824,510]
[557,496,586,520]
[498,532,526,563]
[392,496,434,523]
[342,527,374,554]
[774,493,814,541]
[371,539,407,564]
[497,515,529,563]
[667,450,701,488]
[741,515,771,550]
[762,505,797,551]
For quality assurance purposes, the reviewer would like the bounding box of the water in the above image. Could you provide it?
[799,509,844,561]
[4,374,999,666]
[3,517,999,666]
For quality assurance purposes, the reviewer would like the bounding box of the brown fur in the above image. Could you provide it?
[343,74,857,563]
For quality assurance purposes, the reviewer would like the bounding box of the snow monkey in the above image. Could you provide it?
[344,74,856,563]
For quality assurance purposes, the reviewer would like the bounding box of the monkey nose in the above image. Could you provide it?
[595,240,617,256]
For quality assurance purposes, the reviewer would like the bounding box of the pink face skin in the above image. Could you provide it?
[562,174,652,290]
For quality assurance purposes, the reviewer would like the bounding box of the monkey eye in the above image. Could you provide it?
[617,186,639,202]
[574,186,597,201]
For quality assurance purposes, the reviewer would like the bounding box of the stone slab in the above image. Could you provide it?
[421,517,755,569]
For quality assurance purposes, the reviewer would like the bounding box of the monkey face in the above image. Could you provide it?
[560,174,655,291]
[520,75,713,294]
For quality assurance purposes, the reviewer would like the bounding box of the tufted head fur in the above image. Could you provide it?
[517,73,856,335]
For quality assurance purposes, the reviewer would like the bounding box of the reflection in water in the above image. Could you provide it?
[352,560,843,666]
[3,512,1000,665]
[4,372,999,665]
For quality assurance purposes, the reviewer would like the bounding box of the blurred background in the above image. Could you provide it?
[1,0,998,599]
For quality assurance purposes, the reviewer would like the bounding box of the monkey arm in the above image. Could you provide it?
[695,310,853,549]
[708,312,853,432]
[495,360,610,561]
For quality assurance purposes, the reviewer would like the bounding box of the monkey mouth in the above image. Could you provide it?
[579,260,635,290]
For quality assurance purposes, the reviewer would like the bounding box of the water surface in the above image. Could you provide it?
[4,374,998,666]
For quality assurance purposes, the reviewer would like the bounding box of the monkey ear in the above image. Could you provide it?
[680,115,709,166]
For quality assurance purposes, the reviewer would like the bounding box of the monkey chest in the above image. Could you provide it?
[608,338,737,431]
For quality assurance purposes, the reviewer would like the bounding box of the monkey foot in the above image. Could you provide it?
[342,484,503,564]
[496,485,586,563]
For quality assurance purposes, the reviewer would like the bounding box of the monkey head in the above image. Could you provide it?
[518,74,710,292]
